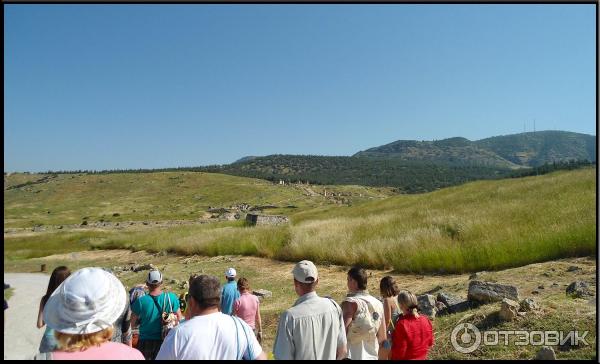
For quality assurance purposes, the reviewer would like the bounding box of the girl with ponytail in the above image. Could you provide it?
[390,290,434,360]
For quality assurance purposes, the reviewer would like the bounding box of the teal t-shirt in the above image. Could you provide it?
[220,281,240,315]
[131,292,180,340]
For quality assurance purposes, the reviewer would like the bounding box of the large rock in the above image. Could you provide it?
[417,294,437,318]
[566,281,592,298]
[534,346,556,360]
[437,292,473,314]
[132,263,156,272]
[252,289,273,299]
[519,298,540,312]
[499,298,519,322]
[468,280,519,304]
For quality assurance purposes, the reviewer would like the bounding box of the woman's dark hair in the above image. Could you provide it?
[41,266,71,307]
[380,276,400,298]
[237,277,250,292]
[348,266,368,290]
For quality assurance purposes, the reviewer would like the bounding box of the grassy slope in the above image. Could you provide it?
[5,168,595,274]
[283,167,596,272]
[4,172,392,228]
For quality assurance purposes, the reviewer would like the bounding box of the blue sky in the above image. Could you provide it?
[4,4,596,172]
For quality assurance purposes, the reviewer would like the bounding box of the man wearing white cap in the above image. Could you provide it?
[131,269,182,360]
[273,260,347,360]
[220,267,240,315]
[38,267,144,359]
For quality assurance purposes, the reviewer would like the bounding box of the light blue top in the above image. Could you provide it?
[220,281,240,316]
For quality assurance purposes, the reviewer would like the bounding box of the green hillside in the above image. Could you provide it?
[475,130,596,166]
[200,154,512,193]
[3,172,393,229]
[354,131,595,168]
[6,168,594,274]
[353,137,521,169]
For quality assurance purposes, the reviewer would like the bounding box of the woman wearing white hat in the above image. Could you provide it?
[38,267,144,360]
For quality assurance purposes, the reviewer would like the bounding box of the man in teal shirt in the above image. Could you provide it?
[220,268,240,315]
[131,269,182,360]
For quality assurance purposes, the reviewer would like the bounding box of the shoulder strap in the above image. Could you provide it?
[231,315,254,360]
[150,294,164,314]
[327,297,343,322]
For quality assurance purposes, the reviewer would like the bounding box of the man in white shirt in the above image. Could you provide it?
[273,260,347,360]
[342,266,386,360]
[156,275,267,360]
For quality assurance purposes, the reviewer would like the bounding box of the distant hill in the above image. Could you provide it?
[232,156,259,164]
[200,154,511,194]
[355,131,596,168]
[474,131,596,167]
[353,137,521,169]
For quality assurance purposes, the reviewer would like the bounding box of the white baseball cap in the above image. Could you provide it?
[147,270,163,284]
[292,260,318,283]
[225,268,237,278]
[44,267,126,335]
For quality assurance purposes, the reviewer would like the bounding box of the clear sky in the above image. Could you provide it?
[4,4,596,172]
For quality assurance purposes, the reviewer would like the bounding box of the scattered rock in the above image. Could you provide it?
[81,220,88,226]
[538,285,545,289]
[551,283,559,288]
[132,263,156,272]
[252,289,273,299]
[112,213,120,217]
[424,285,443,294]
[542,272,551,277]
[416,294,437,318]
[468,280,519,304]
[534,346,556,360]
[143,222,149,225]
[499,298,519,322]
[435,301,448,315]
[437,292,472,314]
[567,265,582,272]
[469,272,483,280]
[57,225,63,229]
[566,281,592,298]
[519,298,539,312]
[531,290,540,295]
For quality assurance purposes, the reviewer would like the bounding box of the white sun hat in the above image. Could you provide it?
[43,267,126,335]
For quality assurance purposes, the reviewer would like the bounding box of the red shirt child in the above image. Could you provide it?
[390,313,434,360]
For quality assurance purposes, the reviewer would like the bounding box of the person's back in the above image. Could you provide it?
[51,341,144,360]
[390,314,433,360]
[342,267,385,360]
[131,270,181,360]
[157,312,262,360]
[273,260,347,360]
[391,290,434,360]
[234,291,259,328]
[274,291,345,360]
[221,268,240,315]
[343,292,384,360]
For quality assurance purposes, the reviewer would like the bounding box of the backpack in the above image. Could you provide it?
[150,293,178,340]
[345,296,382,343]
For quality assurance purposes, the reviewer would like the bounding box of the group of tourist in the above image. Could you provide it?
[31,260,433,360]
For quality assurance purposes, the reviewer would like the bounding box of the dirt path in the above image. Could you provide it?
[3,273,49,360]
